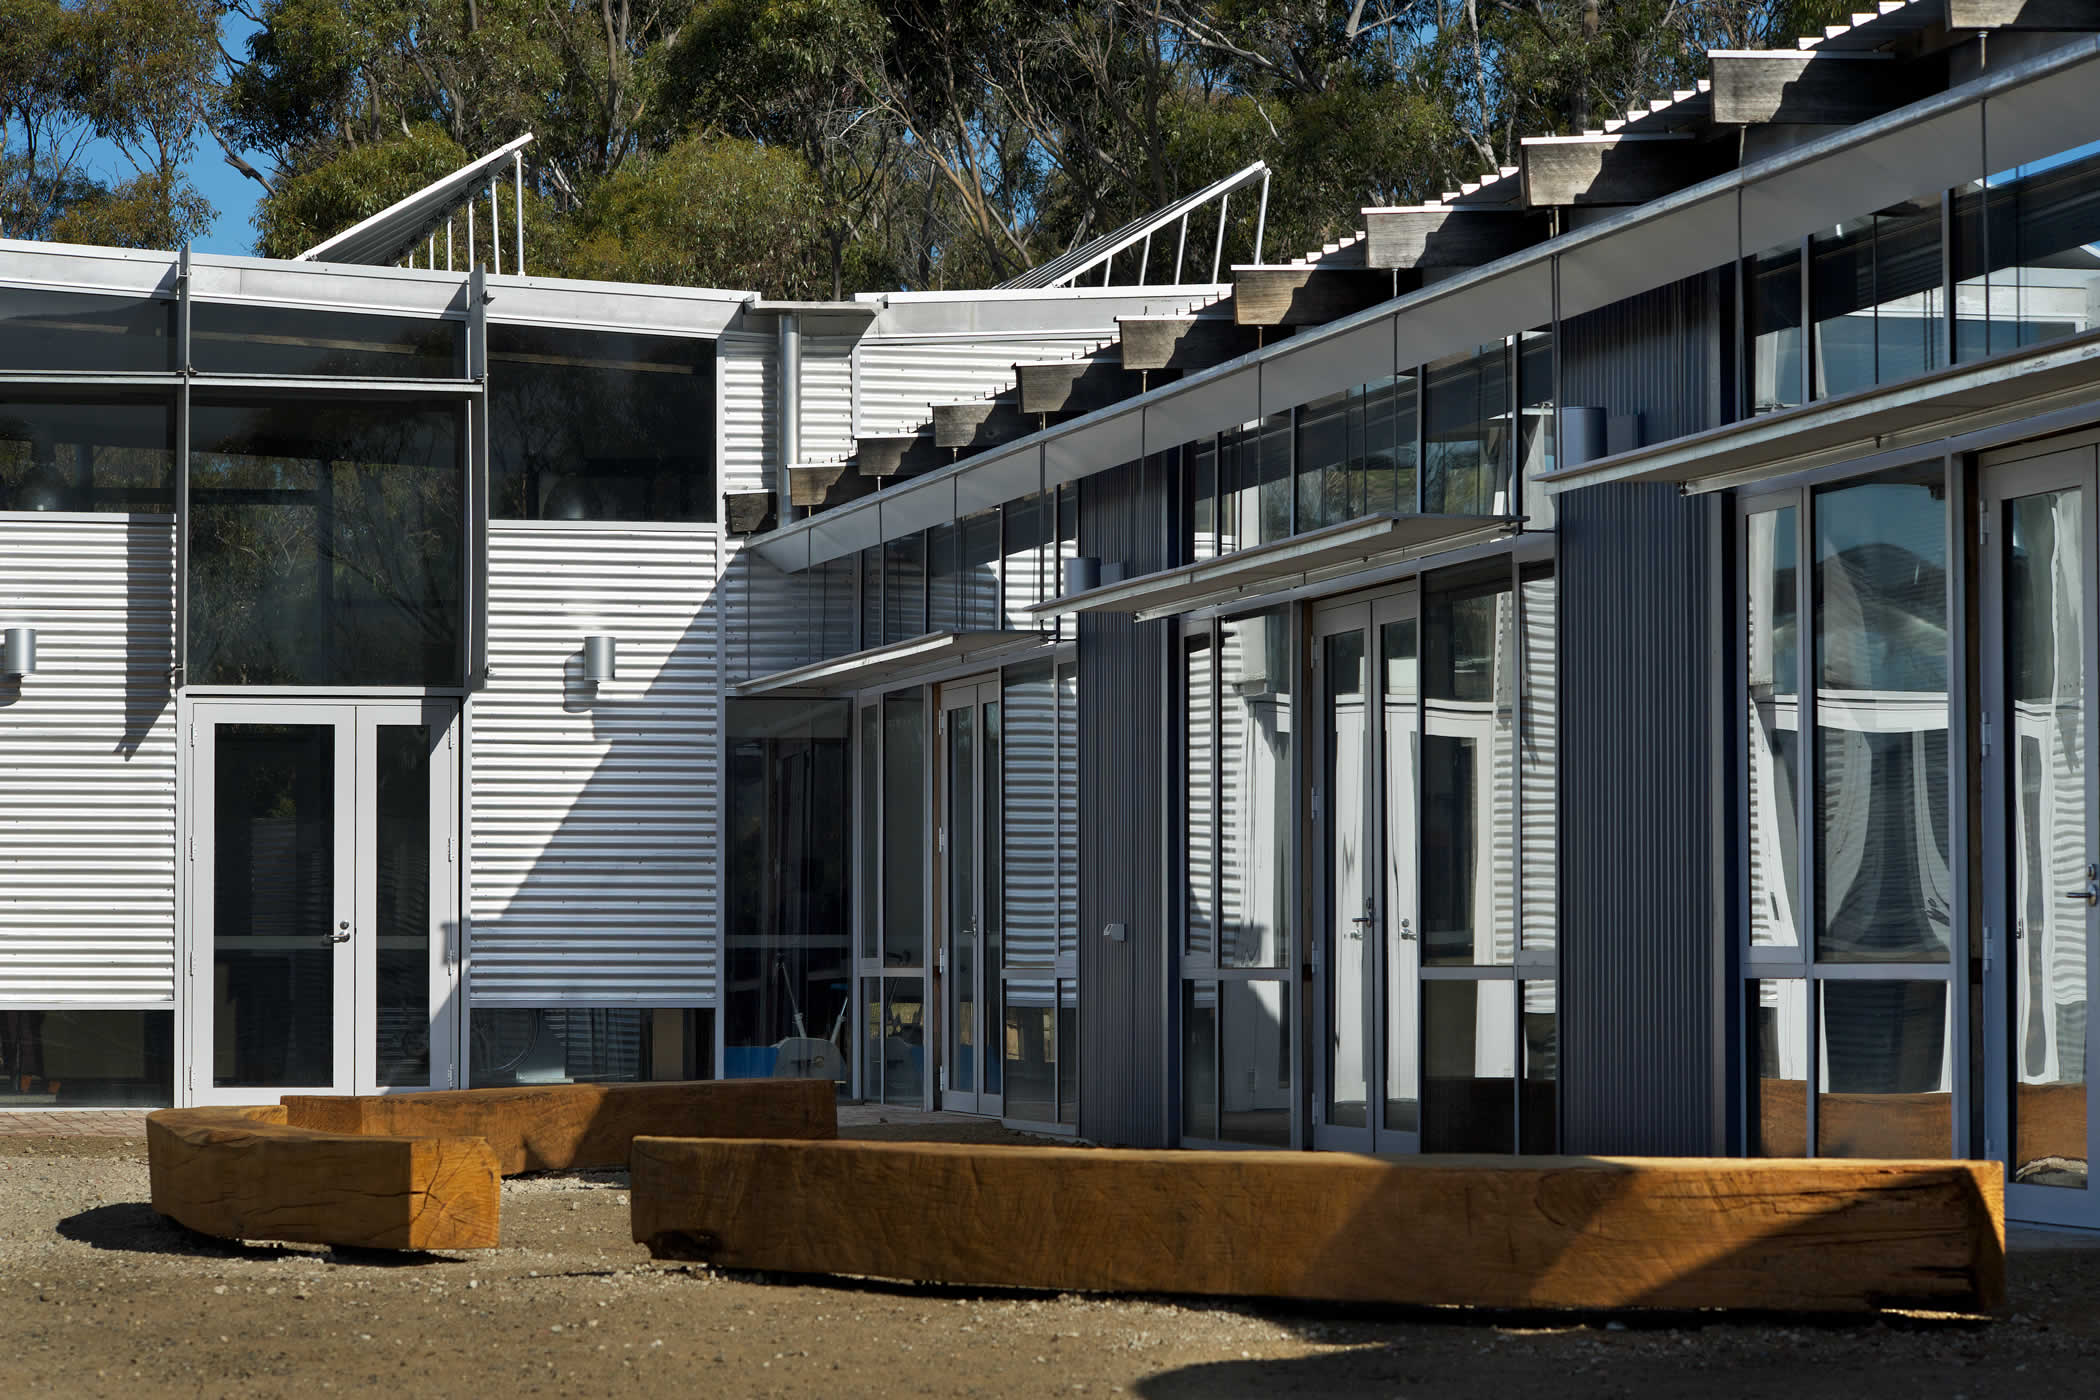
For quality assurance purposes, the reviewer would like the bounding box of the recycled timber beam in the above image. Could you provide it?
[931,395,1032,452]
[631,1139,2006,1314]
[1015,358,1160,416]
[1231,266,1400,327]
[1709,50,1921,126]
[789,460,876,509]
[855,429,947,480]
[1520,133,1736,208]
[1947,0,2100,26]
[1361,207,1550,271]
[148,1106,501,1252]
[1116,315,1263,372]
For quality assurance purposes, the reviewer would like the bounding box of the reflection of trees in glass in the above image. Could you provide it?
[188,398,462,686]
[0,397,174,511]
[188,303,461,379]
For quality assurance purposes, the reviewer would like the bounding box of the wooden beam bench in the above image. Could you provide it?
[630,1139,2004,1314]
[149,1080,837,1251]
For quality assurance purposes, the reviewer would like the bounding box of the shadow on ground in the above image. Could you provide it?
[55,1201,453,1267]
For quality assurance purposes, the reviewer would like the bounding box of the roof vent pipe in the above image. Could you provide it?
[777,310,802,523]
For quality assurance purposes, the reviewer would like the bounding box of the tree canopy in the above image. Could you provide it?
[1,0,1859,287]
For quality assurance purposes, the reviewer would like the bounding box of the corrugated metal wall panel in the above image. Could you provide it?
[857,336,1109,437]
[0,515,176,1003]
[1078,455,1173,1146]
[1555,272,1724,1155]
[471,523,720,1005]
[719,334,774,494]
[801,338,856,460]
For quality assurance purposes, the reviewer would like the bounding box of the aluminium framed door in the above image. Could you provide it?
[939,677,1003,1115]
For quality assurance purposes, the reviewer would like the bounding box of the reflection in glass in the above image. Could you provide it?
[1185,633,1216,961]
[1517,332,1555,532]
[469,1007,707,1084]
[1423,569,1515,966]
[1182,980,1219,1140]
[861,979,926,1104]
[1813,467,1950,962]
[0,286,171,373]
[1423,979,1515,1153]
[0,394,174,512]
[1748,508,1803,949]
[1748,979,1810,1156]
[882,693,926,967]
[1058,662,1081,962]
[213,724,336,1088]
[884,535,927,644]
[1324,628,1370,1128]
[0,1009,174,1106]
[1423,342,1511,515]
[1295,389,1351,533]
[1210,419,1291,552]
[1520,981,1556,1154]
[1811,201,1945,400]
[1004,492,1052,625]
[1817,980,1952,1157]
[858,706,878,960]
[1519,568,1557,953]
[192,302,462,378]
[373,725,432,1087]
[1058,979,1079,1125]
[1188,438,1220,561]
[983,698,1003,1099]
[2007,488,2090,1190]
[489,324,713,521]
[1003,662,1058,967]
[1221,613,1291,968]
[948,703,978,1095]
[1382,617,1420,1134]
[859,545,882,648]
[1221,979,1292,1146]
[1006,978,1057,1123]
[188,397,463,686]
[1749,242,1804,413]
[1954,138,2100,360]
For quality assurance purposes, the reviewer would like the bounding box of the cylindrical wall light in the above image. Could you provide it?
[2,627,35,678]
[582,635,617,683]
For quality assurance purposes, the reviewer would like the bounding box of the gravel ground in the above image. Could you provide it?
[3,1127,2099,1397]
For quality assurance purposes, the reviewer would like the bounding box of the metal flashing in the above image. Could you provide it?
[728,629,1046,697]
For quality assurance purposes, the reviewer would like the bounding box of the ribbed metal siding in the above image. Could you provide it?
[857,337,1109,437]
[470,523,720,1004]
[801,338,856,459]
[1077,457,1173,1146]
[719,333,774,494]
[0,515,176,1003]
[1555,272,1724,1155]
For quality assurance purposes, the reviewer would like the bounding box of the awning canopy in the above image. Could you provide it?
[1539,328,2100,497]
[728,630,1047,697]
[299,133,534,266]
[1031,513,1519,623]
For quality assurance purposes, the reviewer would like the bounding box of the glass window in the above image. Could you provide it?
[0,393,174,512]
[1004,661,1058,968]
[190,302,463,378]
[1214,419,1289,552]
[723,698,852,1085]
[1520,980,1557,1154]
[1517,331,1554,532]
[857,705,879,961]
[963,509,1002,629]
[859,546,882,651]
[882,691,927,967]
[1003,492,1051,626]
[1519,567,1556,954]
[1220,612,1290,969]
[928,521,962,631]
[1184,632,1215,962]
[488,324,714,522]
[0,1009,172,1106]
[1221,978,1291,1146]
[1422,566,1516,966]
[1747,979,1809,1156]
[1422,978,1515,1152]
[1057,661,1080,962]
[1005,976,1058,1123]
[1817,979,1953,1157]
[863,978,927,1104]
[468,1008,710,1085]
[1747,507,1803,951]
[1748,242,1805,414]
[884,534,927,644]
[1813,466,1950,962]
[1811,200,1945,400]
[1954,138,2100,361]
[1058,978,1079,1124]
[1188,437,1220,562]
[1294,390,1351,533]
[188,396,463,686]
[0,286,171,373]
[1385,371,1420,515]
[1423,341,1511,515]
[1182,980,1219,1140]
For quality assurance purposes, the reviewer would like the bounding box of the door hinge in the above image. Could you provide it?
[1979,505,1991,543]
[186,835,194,863]
[1310,788,1321,824]
[446,835,455,864]
[1981,923,1993,974]
[447,1062,457,1088]
[1980,712,1992,758]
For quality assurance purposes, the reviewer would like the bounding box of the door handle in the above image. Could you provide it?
[2060,864,2100,907]
[1347,909,1373,940]
[327,921,351,944]
[1398,918,1417,942]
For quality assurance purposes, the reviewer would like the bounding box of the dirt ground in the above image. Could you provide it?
[4,1122,2100,1399]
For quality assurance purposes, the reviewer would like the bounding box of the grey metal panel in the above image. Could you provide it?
[0,514,177,1004]
[1985,49,2100,173]
[1559,191,1734,322]
[1047,411,1144,491]
[1138,365,1258,453]
[1741,99,1982,255]
[1077,457,1174,1146]
[1257,315,1393,415]
[1395,259,1555,365]
[470,523,721,1005]
[0,239,176,297]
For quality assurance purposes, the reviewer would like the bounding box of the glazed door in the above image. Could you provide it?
[1984,447,2100,1227]
[188,701,460,1104]
[1311,590,1420,1152]
[940,678,1002,1115]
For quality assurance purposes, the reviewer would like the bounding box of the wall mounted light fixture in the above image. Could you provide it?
[2,627,35,678]
[582,634,617,684]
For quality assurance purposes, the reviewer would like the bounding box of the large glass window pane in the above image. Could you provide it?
[1057,662,1080,962]
[1003,492,1051,626]
[1423,342,1511,515]
[1813,467,1950,962]
[1816,979,1953,1157]
[1188,437,1220,561]
[962,510,1002,630]
[1748,507,1803,951]
[1058,979,1079,1125]
[1747,979,1809,1156]
[882,692,927,968]
[1748,242,1804,414]
[1954,138,2100,360]
[1423,568,1516,966]
[1423,979,1515,1153]
[947,703,977,1095]
[884,534,927,644]
[488,324,714,522]
[1294,390,1351,533]
[1006,977,1057,1123]
[469,1007,709,1085]
[0,286,171,373]
[213,723,334,1088]
[723,698,852,1084]
[1517,331,1555,532]
[1182,980,1218,1140]
[983,697,1003,1099]
[858,705,878,961]
[191,302,463,378]
[1811,201,1944,400]
[0,1008,173,1106]
[1221,978,1291,1147]
[372,724,431,1087]
[1386,371,1419,514]
[1184,632,1216,962]
[1520,980,1556,1154]
[1221,612,1290,968]
[1519,568,1556,954]
[1323,628,1370,1129]
[859,546,882,649]
[2007,487,2090,1190]
[927,521,962,631]
[188,397,463,686]
[1383,616,1420,1135]
[1004,662,1058,968]
[0,393,174,512]
[870,979,926,1105]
